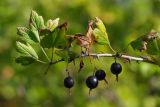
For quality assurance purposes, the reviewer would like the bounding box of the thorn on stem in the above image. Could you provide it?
[68,88,71,96]
[104,78,108,85]
[89,89,92,96]
[78,60,84,73]
[116,74,119,82]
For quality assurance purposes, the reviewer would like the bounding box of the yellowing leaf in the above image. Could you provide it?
[95,17,106,33]
[46,18,59,31]
[93,28,110,45]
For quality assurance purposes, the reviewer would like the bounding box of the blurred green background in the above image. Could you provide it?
[0,0,160,107]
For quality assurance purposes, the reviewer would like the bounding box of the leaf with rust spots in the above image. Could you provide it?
[74,34,90,48]
[74,21,94,49]
[130,30,160,55]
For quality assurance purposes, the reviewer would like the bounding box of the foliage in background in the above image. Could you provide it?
[0,0,160,107]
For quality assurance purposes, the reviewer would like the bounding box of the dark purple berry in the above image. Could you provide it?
[86,75,98,95]
[95,69,106,80]
[86,76,98,89]
[95,69,108,84]
[110,62,122,81]
[64,76,74,88]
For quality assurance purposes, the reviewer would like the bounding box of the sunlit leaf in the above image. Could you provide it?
[95,17,106,33]
[17,27,40,44]
[17,27,35,44]
[29,24,40,43]
[16,42,38,59]
[46,18,59,31]
[93,18,115,52]
[29,10,45,30]
[93,28,110,45]
[15,56,35,65]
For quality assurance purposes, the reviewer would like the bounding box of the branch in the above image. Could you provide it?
[50,53,157,66]
[88,53,156,65]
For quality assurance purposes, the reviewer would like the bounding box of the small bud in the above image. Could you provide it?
[78,60,84,72]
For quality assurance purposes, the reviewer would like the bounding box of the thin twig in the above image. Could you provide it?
[49,53,157,66]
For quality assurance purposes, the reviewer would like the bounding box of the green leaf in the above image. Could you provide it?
[130,30,160,55]
[15,56,35,65]
[93,18,115,52]
[54,25,68,49]
[40,34,53,48]
[95,17,106,33]
[55,50,68,62]
[16,42,38,59]
[55,50,79,62]
[17,27,29,36]
[41,23,68,49]
[130,37,143,51]
[46,18,59,31]
[29,24,40,43]
[17,27,40,44]
[146,39,160,55]
[68,50,79,61]
[93,28,110,45]
[17,27,34,44]
[40,29,58,48]
[29,10,45,30]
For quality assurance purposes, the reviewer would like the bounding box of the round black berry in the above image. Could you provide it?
[64,76,74,88]
[95,69,108,84]
[111,62,122,74]
[86,76,98,89]
[95,69,106,80]
[110,62,122,81]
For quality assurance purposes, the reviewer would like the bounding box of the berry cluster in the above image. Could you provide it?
[63,61,122,95]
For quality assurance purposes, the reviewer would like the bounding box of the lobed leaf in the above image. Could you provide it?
[54,25,68,49]
[29,24,40,43]
[93,17,115,52]
[93,28,110,45]
[130,37,143,51]
[146,39,160,55]
[16,42,38,59]
[15,56,35,65]
[46,18,59,31]
[17,27,35,44]
[95,17,106,33]
[55,50,79,62]
[17,26,40,43]
[41,22,68,49]
[29,10,45,30]
[130,30,160,55]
